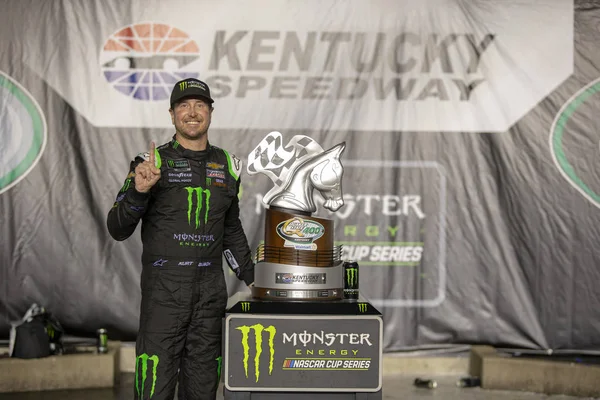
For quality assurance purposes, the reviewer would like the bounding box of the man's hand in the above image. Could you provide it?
[134,142,161,193]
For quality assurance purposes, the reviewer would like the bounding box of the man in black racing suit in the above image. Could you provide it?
[107,78,254,400]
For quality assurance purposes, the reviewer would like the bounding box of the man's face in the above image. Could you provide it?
[169,98,213,140]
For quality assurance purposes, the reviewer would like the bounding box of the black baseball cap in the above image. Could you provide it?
[170,78,214,108]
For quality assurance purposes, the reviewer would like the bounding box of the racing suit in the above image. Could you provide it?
[107,136,254,400]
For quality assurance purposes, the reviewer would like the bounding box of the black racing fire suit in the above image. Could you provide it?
[107,137,254,400]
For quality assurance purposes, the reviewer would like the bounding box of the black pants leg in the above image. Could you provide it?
[134,265,195,400]
[178,267,228,400]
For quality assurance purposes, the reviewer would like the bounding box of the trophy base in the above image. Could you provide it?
[251,287,343,301]
[251,261,344,301]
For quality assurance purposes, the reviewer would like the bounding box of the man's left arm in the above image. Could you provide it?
[223,177,255,286]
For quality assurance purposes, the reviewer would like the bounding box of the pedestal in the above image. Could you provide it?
[222,293,383,399]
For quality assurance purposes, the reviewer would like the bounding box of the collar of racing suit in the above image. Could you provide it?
[169,135,212,161]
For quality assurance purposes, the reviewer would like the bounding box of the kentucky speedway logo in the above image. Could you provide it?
[550,77,600,208]
[185,186,211,228]
[0,72,47,195]
[236,324,276,382]
[100,22,199,101]
[135,353,159,398]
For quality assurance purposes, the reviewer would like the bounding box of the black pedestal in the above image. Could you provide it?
[222,293,383,400]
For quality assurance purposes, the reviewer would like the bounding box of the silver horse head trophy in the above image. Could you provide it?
[247,132,346,214]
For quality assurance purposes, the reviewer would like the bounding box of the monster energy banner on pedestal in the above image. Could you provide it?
[224,315,382,392]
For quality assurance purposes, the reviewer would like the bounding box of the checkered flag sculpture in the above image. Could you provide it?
[247,131,345,213]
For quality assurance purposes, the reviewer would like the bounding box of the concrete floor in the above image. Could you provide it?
[0,374,596,400]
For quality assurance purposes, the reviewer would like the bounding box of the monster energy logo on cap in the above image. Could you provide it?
[135,353,159,399]
[236,324,276,383]
[241,302,250,312]
[185,186,211,229]
[358,303,368,313]
[171,78,214,107]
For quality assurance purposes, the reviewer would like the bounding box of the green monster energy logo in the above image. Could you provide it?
[346,267,358,288]
[185,186,211,229]
[167,160,175,168]
[135,353,159,399]
[241,302,250,312]
[358,303,368,313]
[120,178,131,193]
[236,324,276,383]
[216,356,222,381]
[179,81,188,91]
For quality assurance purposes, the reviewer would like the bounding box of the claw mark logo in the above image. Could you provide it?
[185,186,211,228]
[216,356,222,381]
[241,302,251,312]
[550,77,600,208]
[358,303,368,313]
[236,324,276,383]
[345,267,358,288]
[135,353,159,399]
[120,178,132,193]
[0,72,48,195]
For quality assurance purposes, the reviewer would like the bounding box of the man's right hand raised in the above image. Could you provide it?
[134,142,161,193]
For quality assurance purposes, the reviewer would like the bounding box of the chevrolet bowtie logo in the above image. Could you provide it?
[241,302,250,312]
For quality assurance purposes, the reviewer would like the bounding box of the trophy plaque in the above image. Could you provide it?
[247,131,346,301]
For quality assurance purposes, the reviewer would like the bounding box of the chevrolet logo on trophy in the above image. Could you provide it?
[247,131,348,301]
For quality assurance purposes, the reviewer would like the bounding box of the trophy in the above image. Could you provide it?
[247,132,346,301]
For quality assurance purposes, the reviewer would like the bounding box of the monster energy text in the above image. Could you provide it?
[135,353,159,399]
[283,330,373,346]
[343,260,359,300]
[236,324,276,383]
[185,186,211,229]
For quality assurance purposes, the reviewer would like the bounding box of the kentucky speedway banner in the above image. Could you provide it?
[1,0,599,352]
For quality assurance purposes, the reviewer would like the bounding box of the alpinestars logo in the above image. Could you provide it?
[185,186,211,228]
[550,77,600,208]
[135,353,159,399]
[236,324,276,383]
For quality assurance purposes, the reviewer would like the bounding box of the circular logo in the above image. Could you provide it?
[100,22,200,101]
[550,77,600,207]
[0,72,47,195]
[276,217,325,243]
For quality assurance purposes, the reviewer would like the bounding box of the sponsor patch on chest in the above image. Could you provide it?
[206,177,228,188]
[166,159,191,172]
[206,162,224,170]
[207,169,226,179]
